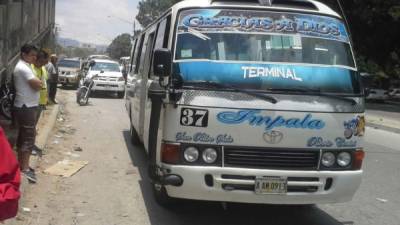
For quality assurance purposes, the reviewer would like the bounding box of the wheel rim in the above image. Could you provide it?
[1,100,11,118]
[78,88,88,105]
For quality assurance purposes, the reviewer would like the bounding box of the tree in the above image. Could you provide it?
[107,33,132,60]
[136,0,181,28]
[340,0,400,78]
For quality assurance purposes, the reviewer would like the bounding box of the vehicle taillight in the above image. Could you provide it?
[161,143,180,164]
[353,149,365,170]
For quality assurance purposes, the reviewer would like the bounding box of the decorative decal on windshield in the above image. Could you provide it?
[216,110,325,130]
[179,9,349,42]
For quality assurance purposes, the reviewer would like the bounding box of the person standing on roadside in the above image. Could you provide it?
[32,50,49,121]
[12,44,42,183]
[0,126,21,222]
[30,50,50,157]
[46,54,58,104]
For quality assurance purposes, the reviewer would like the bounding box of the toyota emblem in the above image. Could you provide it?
[263,131,284,144]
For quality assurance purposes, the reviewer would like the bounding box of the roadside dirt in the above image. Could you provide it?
[8,92,79,225]
[7,89,147,225]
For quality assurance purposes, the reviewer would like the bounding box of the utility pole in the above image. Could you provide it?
[133,21,136,37]
[107,15,136,37]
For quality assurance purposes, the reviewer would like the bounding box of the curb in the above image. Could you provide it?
[386,100,400,106]
[35,104,60,150]
[366,122,400,134]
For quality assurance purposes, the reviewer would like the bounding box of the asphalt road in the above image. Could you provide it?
[15,89,400,225]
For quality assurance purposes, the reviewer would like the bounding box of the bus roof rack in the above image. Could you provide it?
[210,0,318,10]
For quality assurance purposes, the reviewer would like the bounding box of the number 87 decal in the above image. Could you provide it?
[180,108,209,127]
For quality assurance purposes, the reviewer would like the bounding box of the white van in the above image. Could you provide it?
[125,0,366,206]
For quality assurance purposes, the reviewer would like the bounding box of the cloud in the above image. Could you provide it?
[56,0,139,45]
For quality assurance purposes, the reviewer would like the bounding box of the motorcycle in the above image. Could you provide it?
[76,74,98,106]
[0,84,13,120]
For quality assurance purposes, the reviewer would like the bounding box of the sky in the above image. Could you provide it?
[56,0,140,46]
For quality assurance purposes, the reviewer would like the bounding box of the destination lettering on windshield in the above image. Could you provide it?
[178,9,349,42]
[242,66,302,81]
[183,16,340,36]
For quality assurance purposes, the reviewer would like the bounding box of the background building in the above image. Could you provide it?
[0,0,56,84]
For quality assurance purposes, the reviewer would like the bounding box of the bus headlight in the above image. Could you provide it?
[184,147,199,163]
[202,148,218,164]
[337,152,352,167]
[321,152,335,167]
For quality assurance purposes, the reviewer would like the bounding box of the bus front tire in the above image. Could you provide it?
[130,124,141,145]
[152,183,177,207]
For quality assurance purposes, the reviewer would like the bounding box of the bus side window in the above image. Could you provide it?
[138,29,156,77]
[134,35,145,74]
[154,19,167,50]
[129,39,138,74]
[151,15,171,78]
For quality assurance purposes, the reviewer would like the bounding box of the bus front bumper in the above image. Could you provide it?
[163,165,362,205]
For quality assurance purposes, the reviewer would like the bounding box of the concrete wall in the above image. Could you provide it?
[0,0,56,83]
[8,2,22,62]
[0,5,5,71]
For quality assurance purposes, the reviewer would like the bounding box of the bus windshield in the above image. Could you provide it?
[174,9,360,95]
[176,33,355,68]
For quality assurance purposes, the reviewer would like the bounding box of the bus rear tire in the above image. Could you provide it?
[130,123,141,145]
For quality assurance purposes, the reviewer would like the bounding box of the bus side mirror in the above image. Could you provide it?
[153,48,172,78]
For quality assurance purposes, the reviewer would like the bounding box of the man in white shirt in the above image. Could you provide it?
[12,44,43,183]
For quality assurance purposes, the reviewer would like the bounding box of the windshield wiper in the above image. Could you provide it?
[267,87,358,105]
[183,81,277,104]
[187,28,211,41]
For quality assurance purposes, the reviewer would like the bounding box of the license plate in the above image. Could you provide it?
[255,177,287,195]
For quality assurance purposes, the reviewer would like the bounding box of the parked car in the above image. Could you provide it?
[88,55,110,60]
[58,58,82,88]
[366,88,389,103]
[389,88,400,99]
[84,59,125,98]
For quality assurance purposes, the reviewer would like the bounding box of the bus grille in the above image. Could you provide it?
[224,147,320,170]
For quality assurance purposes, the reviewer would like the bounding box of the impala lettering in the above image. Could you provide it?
[217,110,325,130]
